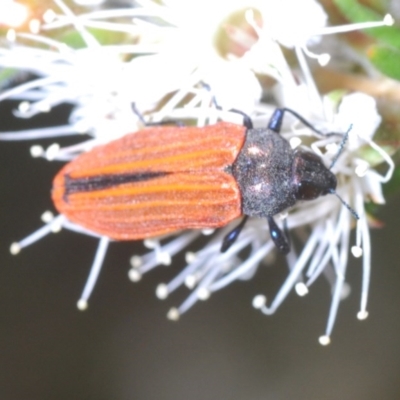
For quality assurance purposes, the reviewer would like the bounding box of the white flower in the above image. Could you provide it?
[0,0,395,343]
[0,1,28,27]
[259,0,328,48]
[121,92,392,346]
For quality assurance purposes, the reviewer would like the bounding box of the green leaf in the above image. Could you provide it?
[333,0,400,48]
[59,28,129,49]
[368,44,400,81]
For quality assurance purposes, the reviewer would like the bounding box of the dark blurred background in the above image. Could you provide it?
[0,102,400,400]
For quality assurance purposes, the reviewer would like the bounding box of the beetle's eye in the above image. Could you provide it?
[297,181,321,200]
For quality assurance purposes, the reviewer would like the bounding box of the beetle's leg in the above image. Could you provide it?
[202,84,253,129]
[268,107,343,137]
[269,108,324,135]
[267,216,290,254]
[229,109,253,129]
[271,108,352,170]
[267,108,285,133]
[220,216,248,253]
[212,102,253,129]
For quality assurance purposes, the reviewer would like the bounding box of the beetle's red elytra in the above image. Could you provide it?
[52,109,341,254]
[52,123,246,239]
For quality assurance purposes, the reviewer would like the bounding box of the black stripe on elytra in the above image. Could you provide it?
[64,171,170,196]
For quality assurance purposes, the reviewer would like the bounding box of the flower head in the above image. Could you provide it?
[0,0,395,344]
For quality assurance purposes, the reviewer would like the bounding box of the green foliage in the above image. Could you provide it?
[368,44,400,80]
[59,28,129,49]
[334,0,400,46]
[333,0,400,81]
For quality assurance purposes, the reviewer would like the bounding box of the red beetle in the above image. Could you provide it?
[52,109,344,254]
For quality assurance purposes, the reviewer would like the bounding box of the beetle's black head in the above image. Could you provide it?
[292,151,337,200]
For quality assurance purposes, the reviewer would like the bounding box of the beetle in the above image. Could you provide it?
[52,108,349,255]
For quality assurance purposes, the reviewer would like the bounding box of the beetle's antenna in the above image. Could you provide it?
[329,124,352,169]
[327,124,358,219]
[330,189,359,220]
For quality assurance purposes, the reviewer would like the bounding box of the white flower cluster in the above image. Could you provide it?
[0,0,394,344]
